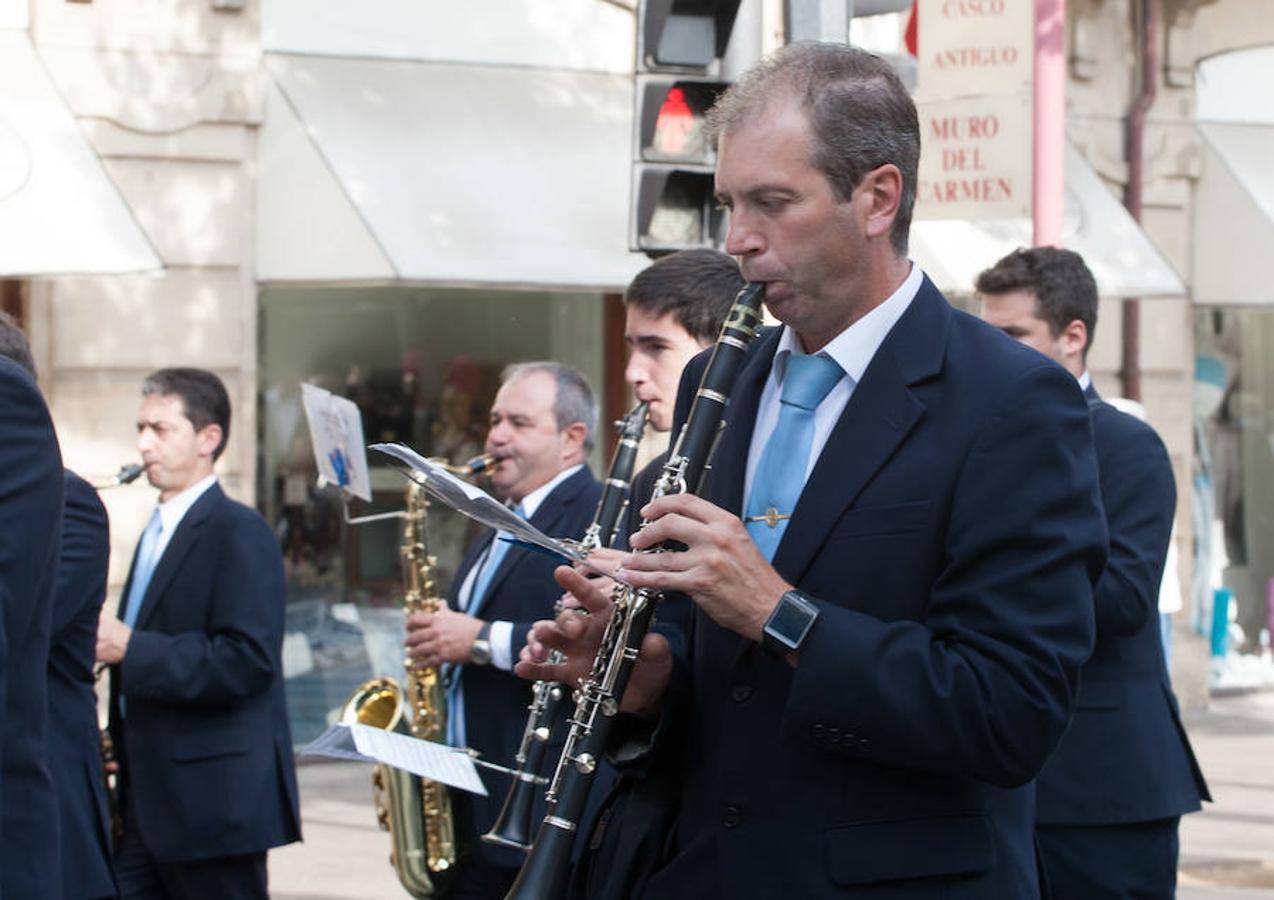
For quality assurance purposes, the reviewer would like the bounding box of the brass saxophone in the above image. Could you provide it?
[340,454,493,899]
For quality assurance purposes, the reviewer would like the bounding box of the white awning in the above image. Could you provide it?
[0,31,160,277]
[260,53,649,290]
[911,143,1184,299]
[1192,122,1274,307]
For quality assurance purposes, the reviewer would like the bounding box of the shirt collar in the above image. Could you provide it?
[1078,370,1092,391]
[773,261,924,385]
[515,463,584,521]
[156,473,218,536]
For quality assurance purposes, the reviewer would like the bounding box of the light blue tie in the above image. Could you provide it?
[446,504,524,748]
[122,508,164,629]
[745,353,843,562]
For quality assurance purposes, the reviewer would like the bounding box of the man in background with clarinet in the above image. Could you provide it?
[520,42,1106,899]
[405,361,602,900]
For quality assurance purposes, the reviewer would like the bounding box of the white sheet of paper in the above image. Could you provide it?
[369,442,600,565]
[301,723,488,795]
[300,383,372,502]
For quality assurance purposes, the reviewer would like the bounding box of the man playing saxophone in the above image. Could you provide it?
[520,43,1106,899]
[405,362,602,900]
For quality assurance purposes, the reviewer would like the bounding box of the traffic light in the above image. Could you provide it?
[629,0,753,255]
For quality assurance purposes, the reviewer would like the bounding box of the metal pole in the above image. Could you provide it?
[785,0,851,44]
[1033,0,1066,247]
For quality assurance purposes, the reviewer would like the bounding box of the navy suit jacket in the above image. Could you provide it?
[447,465,600,869]
[0,358,64,900]
[1034,392,1210,825]
[108,483,301,863]
[49,471,117,899]
[641,278,1105,899]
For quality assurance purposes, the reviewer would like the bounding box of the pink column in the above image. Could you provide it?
[1033,0,1066,247]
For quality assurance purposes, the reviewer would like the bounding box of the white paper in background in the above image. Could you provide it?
[302,723,488,796]
[300,383,372,502]
[369,442,629,584]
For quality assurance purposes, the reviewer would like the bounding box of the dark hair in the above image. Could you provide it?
[975,247,1099,359]
[0,311,37,379]
[142,368,232,461]
[500,361,598,454]
[625,248,743,344]
[706,41,920,256]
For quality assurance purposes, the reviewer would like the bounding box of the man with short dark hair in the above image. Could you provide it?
[522,42,1105,898]
[404,361,602,899]
[624,248,743,434]
[97,367,300,900]
[977,246,1210,899]
[0,313,117,900]
[0,321,64,900]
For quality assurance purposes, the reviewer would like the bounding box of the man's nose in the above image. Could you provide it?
[624,355,645,388]
[724,212,764,258]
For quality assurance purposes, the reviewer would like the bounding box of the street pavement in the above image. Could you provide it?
[269,689,1274,899]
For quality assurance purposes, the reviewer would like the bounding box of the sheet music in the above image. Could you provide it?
[301,723,488,795]
[300,383,372,502]
[369,442,632,584]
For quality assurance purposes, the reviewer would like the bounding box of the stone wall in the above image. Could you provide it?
[27,0,261,594]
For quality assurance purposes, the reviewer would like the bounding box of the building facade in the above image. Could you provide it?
[3,0,1271,733]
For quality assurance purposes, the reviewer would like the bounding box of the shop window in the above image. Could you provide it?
[258,285,603,744]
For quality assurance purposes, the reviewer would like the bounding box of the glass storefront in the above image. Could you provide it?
[258,285,604,744]
[1194,307,1274,678]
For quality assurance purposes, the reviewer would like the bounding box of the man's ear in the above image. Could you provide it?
[859,163,903,241]
[196,423,224,461]
[1060,318,1089,364]
[561,421,589,458]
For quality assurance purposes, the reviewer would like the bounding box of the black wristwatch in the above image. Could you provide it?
[469,621,493,666]
[761,590,820,658]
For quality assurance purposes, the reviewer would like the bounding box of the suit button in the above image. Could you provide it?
[731,684,752,702]
[722,805,742,828]
[812,724,825,741]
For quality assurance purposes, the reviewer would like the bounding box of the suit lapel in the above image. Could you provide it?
[135,485,221,628]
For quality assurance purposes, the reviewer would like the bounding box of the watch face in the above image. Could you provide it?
[769,597,814,647]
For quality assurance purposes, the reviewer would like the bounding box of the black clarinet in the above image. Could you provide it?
[505,282,765,900]
[483,401,649,851]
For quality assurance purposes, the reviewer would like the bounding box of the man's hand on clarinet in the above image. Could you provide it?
[516,565,672,718]
[624,493,791,643]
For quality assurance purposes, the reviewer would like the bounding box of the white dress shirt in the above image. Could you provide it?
[455,463,586,670]
[744,263,925,504]
[150,473,218,562]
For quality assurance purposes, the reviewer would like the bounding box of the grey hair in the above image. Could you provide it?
[706,41,920,256]
[501,361,598,454]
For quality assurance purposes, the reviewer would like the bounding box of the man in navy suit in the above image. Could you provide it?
[405,361,601,899]
[0,315,118,899]
[978,246,1210,898]
[96,368,301,900]
[523,43,1105,898]
[0,343,64,900]
[54,470,119,900]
